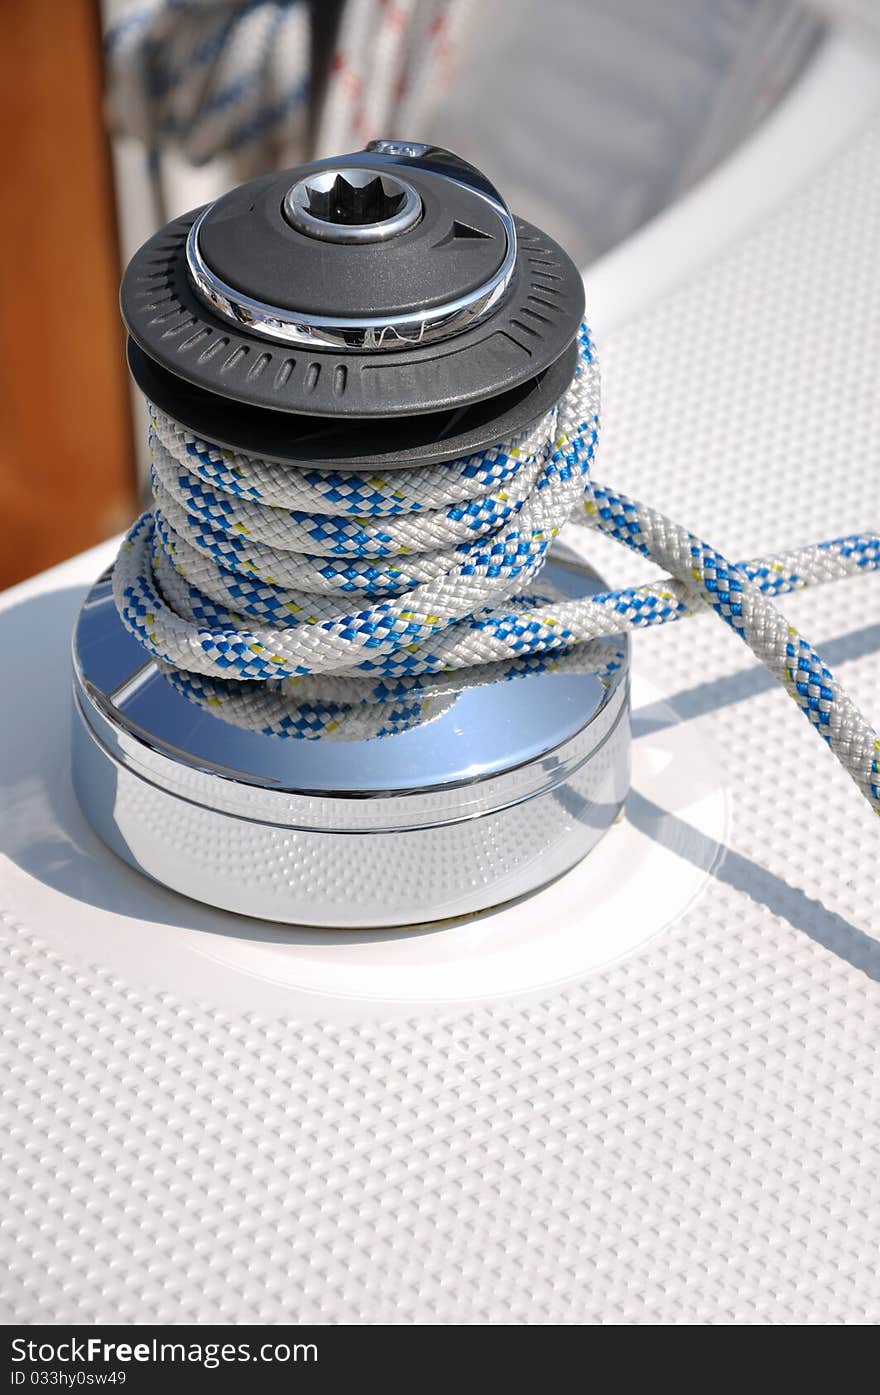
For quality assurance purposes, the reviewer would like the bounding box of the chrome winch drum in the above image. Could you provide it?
[71,142,631,928]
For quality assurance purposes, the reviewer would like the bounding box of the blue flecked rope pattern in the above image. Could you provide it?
[112,324,880,813]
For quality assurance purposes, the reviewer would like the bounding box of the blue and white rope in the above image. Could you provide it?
[113,324,880,814]
[104,1,312,167]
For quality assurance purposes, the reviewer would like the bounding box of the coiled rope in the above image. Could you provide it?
[113,323,880,815]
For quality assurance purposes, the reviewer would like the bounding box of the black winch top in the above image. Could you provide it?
[121,141,584,468]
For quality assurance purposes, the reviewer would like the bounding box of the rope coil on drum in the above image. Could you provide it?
[115,327,880,811]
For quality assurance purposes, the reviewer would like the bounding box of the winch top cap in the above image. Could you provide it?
[186,143,515,345]
[224,150,506,310]
[121,140,584,423]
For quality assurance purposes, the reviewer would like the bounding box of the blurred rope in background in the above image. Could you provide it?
[104,0,314,171]
[103,0,473,184]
